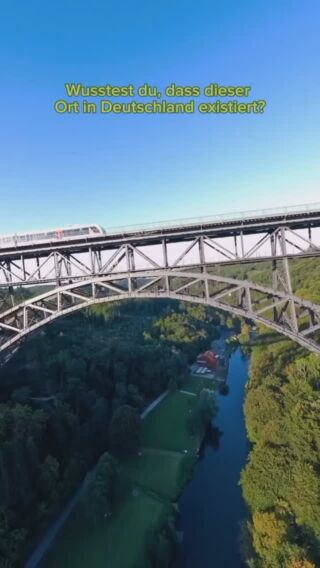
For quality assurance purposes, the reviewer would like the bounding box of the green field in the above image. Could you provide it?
[42,490,166,568]
[42,380,208,568]
[142,390,201,453]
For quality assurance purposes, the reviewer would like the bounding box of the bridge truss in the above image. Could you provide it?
[0,208,320,290]
[0,269,320,354]
[0,206,320,354]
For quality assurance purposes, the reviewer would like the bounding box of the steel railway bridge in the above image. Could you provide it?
[1,203,320,355]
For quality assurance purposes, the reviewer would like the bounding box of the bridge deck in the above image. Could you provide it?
[1,204,320,260]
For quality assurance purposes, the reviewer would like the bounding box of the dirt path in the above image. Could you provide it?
[25,390,169,568]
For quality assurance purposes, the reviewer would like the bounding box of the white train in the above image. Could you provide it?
[0,224,106,248]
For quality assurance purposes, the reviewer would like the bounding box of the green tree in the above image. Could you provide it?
[39,455,60,502]
[83,453,118,523]
[252,511,288,561]
[239,322,251,345]
[109,405,141,456]
[241,444,292,511]
[244,384,284,443]
[286,561,316,568]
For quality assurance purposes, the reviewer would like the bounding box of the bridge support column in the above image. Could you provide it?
[53,252,61,287]
[126,245,136,292]
[4,261,15,307]
[162,239,168,268]
[279,228,298,333]
[198,236,207,298]
[199,236,206,267]
[271,231,298,333]
[23,307,28,330]
[64,253,72,284]
[36,256,41,281]
[271,233,279,322]
[90,248,102,275]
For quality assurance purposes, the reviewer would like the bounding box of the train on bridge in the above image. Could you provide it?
[0,224,106,248]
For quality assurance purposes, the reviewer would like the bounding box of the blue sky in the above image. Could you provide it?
[0,0,319,233]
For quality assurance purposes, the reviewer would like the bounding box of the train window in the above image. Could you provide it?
[90,226,100,233]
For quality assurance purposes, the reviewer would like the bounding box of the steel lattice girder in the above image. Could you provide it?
[0,270,320,355]
[0,217,320,288]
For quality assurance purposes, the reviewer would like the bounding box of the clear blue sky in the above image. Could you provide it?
[1,0,319,233]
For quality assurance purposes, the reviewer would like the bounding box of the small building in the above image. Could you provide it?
[196,350,218,370]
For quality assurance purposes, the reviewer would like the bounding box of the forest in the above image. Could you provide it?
[0,297,219,567]
[0,256,319,567]
[239,257,320,568]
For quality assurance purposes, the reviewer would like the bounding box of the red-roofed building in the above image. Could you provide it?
[196,350,218,370]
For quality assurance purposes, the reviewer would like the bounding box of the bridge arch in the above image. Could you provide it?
[0,269,320,354]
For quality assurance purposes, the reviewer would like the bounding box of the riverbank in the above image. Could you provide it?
[178,347,249,567]
[39,378,214,567]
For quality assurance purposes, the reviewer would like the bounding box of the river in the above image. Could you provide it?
[30,347,249,568]
[177,347,249,568]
